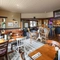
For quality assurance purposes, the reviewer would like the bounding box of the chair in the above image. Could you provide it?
[16,37,25,51]
[0,41,8,60]
[52,41,60,51]
[16,37,26,60]
[46,40,52,45]
[46,40,60,51]
[36,26,44,42]
[52,27,55,37]
[52,41,60,47]
[12,37,26,53]
[42,28,50,42]
[9,49,23,60]
[27,28,37,43]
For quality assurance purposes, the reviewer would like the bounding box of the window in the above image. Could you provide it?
[54,10,60,17]
[30,21,37,27]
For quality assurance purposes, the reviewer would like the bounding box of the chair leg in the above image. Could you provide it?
[5,55,8,60]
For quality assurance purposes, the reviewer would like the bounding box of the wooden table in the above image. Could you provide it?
[29,44,56,60]
[9,36,24,42]
[0,36,24,43]
[0,38,5,43]
[0,36,24,54]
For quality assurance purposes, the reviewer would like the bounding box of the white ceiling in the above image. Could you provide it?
[0,0,60,13]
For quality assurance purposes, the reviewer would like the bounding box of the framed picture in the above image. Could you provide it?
[13,21,18,28]
[8,22,13,26]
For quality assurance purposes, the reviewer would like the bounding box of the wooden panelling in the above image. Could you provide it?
[5,29,23,36]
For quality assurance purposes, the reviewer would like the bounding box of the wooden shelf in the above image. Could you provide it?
[0,28,20,30]
[0,16,7,18]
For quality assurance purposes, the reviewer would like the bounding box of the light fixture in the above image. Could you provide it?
[13,19,16,21]
[33,17,36,19]
[33,16,36,20]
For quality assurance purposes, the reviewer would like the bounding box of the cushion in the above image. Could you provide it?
[0,49,6,54]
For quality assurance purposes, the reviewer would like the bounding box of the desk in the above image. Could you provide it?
[29,44,56,60]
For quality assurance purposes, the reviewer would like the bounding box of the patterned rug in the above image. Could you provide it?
[1,38,44,60]
[8,50,22,60]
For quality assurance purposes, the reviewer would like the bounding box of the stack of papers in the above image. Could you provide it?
[32,52,42,60]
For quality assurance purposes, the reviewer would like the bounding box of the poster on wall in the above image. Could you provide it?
[13,21,18,28]
[8,22,13,26]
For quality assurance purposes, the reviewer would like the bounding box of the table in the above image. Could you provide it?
[0,36,24,54]
[29,44,56,60]
[0,36,24,43]
[0,38,5,43]
[9,36,24,42]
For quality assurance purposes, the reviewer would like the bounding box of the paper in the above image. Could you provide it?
[13,21,18,27]
[8,22,13,26]
[32,52,42,60]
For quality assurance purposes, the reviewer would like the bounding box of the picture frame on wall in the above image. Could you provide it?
[8,22,13,26]
[13,21,18,28]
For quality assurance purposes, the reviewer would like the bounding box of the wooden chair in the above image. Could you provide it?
[0,41,8,60]
[46,40,52,45]
[42,28,50,42]
[27,28,37,43]
[46,40,60,51]
[52,41,60,51]
[52,41,60,47]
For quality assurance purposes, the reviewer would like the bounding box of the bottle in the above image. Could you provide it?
[4,34,8,40]
[2,22,5,28]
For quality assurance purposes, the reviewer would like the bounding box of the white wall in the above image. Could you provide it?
[45,12,53,17]
[21,12,53,18]
[21,13,46,18]
[0,10,21,28]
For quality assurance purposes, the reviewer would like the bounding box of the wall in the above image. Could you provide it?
[21,13,46,18]
[5,29,23,36]
[0,10,21,28]
[45,12,53,17]
[21,12,53,18]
